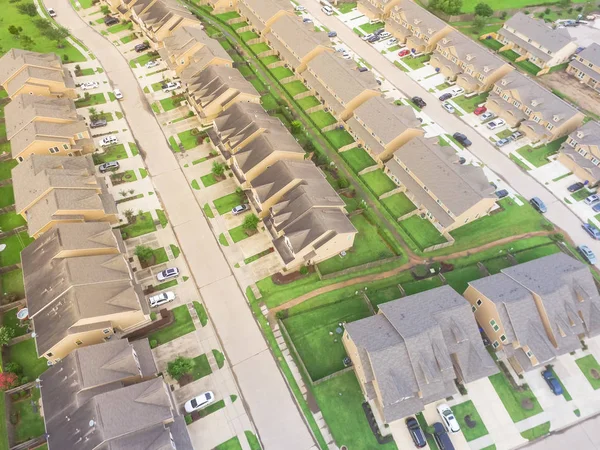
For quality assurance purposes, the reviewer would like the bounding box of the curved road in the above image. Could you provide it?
[46,1,315,449]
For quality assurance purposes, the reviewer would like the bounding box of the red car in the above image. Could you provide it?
[398,49,410,57]
[474,106,487,115]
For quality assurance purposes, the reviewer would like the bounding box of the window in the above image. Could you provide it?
[47,352,53,357]
[490,319,497,326]
[513,100,521,108]
[500,334,507,342]
[492,341,499,348]
[76,132,84,139]
[464,218,469,224]
[472,305,477,312]
[476,299,482,306]
[525,108,532,115]
[592,157,600,166]
[102,328,111,334]
[75,340,83,346]
[569,138,578,147]
[546,123,554,131]
[578,71,586,79]
[493,324,500,332]
[17,156,23,163]
[526,350,533,358]
[579,148,588,157]
[49,146,59,154]
[62,144,69,150]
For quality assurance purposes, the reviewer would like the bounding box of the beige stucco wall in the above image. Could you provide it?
[285,229,356,269]
[463,285,508,349]
[445,197,497,233]
[30,210,119,238]
[558,152,600,187]
[10,79,76,100]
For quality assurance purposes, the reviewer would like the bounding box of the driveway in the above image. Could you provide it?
[47,1,315,448]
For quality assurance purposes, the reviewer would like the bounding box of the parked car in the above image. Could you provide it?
[442,102,455,114]
[134,42,149,53]
[157,267,180,281]
[452,132,472,147]
[578,245,597,264]
[438,92,452,101]
[302,17,313,23]
[474,106,487,115]
[437,404,460,433]
[398,49,411,57]
[510,131,524,141]
[98,161,120,173]
[184,391,215,413]
[487,119,506,130]
[496,138,510,147]
[582,223,600,240]
[148,291,175,308]
[405,417,426,448]
[328,31,337,38]
[162,81,181,92]
[362,33,374,41]
[294,5,305,11]
[479,111,495,122]
[145,60,159,69]
[358,66,368,72]
[585,194,600,205]
[412,96,426,108]
[99,136,118,147]
[367,35,380,43]
[47,7,56,17]
[104,16,119,26]
[495,189,509,199]
[113,88,123,100]
[433,422,455,450]
[450,87,464,97]
[80,81,100,90]
[541,369,563,395]
[567,182,585,192]
[231,204,249,215]
[530,197,547,213]
[90,118,107,128]
[342,53,352,60]
[374,28,385,35]
[379,31,391,39]
[387,38,398,45]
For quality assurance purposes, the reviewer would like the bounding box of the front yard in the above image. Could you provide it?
[119,212,157,239]
[576,355,600,389]
[452,400,489,441]
[516,137,566,168]
[402,54,431,70]
[148,305,195,347]
[213,191,246,215]
[453,92,489,113]
[489,372,543,422]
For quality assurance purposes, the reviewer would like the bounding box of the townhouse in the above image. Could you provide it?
[237,0,292,34]
[345,95,423,162]
[430,31,513,94]
[464,253,600,374]
[40,340,191,448]
[567,42,600,94]
[344,285,497,424]
[22,222,149,362]
[486,71,585,144]
[159,25,233,78]
[197,0,235,14]
[387,0,452,54]
[358,0,401,22]
[0,49,76,100]
[497,12,578,74]
[385,137,497,233]
[5,94,93,162]
[182,64,260,125]
[558,121,600,188]
[12,154,118,238]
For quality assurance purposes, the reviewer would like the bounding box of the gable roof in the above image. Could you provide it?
[391,0,447,33]
[438,31,507,74]
[184,65,258,106]
[503,12,575,52]
[239,0,292,24]
[269,14,330,60]
[9,119,89,159]
[576,43,600,67]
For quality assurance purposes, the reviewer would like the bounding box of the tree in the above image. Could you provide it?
[134,245,154,262]
[167,356,193,380]
[472,15,487,33]
[16,3,37,16]
[88,107,99,120]
[119,189,128,197]
[44,26,70,45]
[20,35,35,50]
[124,209,135,224]
[0,372,18,391]
[0,326,14,346]
[474,3,493,17]
[559,0,571,7]
[212,161,225,177]
[290,120,303,135]
[100,5,110,14]
[431,0,462,15]
[8,25,22,37]
[242,214,259,232]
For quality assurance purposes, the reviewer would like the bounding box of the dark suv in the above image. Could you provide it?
[433,422,455,450]
[405,417,426,448]
[134,43,149,53]
[412,96,426,108]
[452,132,472,147]
[103,16,119,26]
[90,118,107,128]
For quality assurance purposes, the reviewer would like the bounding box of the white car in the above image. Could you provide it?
[450,87,464,97]
[156,267,179,281]
[442,102,455,114]
[145,60,159,69]
[184,391,215,413]
[148,291,175,308]
[487,119,506,130]
[584,194,600,205]
[80,81,100,90]
[99,136,118,147]
[342,53,352,60]
[47,7,56,17]
[113,89,123,100]
[294,5,305,11]
[162,81,181,92]
[379,31,391,39]
[437,404,460,433]
[479,111,495,122]
[362,33,374,41]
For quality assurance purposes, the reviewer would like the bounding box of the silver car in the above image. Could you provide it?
[148,291,175,308]
[442,102,455,114]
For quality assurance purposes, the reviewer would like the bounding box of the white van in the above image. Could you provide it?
[322,5,333,15]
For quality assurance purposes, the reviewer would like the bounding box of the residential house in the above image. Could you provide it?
[486,71,585,143]
[558,121,600,188]
[124,0,199,43]
[430,31,513,94]
[196,0,237,14]
[357,0,401,22]
[345,95,422,162]
[0,49,76,99]
[497,12,577,74]
[22,222,149,361]
[387,0,452,54]
[385,137,496,234]
[567,42,600,94]
[237,0,293,34]
[159,26,233,78]
[182,65,260,125]
[5,94,93,162]
[344,285,497,424]
[12,154,118,238]
[41,341,192,449]
[464,253,600,374]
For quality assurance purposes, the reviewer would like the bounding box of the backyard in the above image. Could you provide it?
[11,388,45,445]
[339,147,376,173]
[148,305,195,346]
[381,193,416,218]
[399,215,447,250]
[360,170,396,197]
[5,339,48,380]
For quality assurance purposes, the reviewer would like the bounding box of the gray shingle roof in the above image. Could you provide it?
[576,43,600,67]
[439,31,507,74]
[269,15,330,60]
[239,0,292,24]
[391,0,447,34]
[569,120,600,147]
[503,12,575,53]
[184,65,259,107]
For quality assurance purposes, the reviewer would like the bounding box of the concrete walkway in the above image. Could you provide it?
[48,1,315,448]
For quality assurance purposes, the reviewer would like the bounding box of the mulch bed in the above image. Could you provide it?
[272,266,314,285]
[521,398,534,410]
[591,368,600,380]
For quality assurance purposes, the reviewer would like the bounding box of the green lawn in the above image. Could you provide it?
[12,388,45,444]
[213,349,225,368]
[77,68,95,76]
[360,22,383,34]
[443,265,484,293]
[203,203,215,219]
[516,137,566,168]
[403,54,431,70]
[193,301,208,327]
[261,93,279,111]
[458,0,580,11]
[120,212,157,239]
[249,42,271,54]
[399,215,446,250]
[325,129,355,149]
[547,366,572,401]
[1,307,29,338]
[0,185,15,208]
[130,52,160,68]
[245,431,261,450]
[178,129,200,150]
[0,232,34,267]
[260,55,280,66]
[310,110,337,129]
[521,422,551,441]
[452,400,489,441]
[214,192,246,215]
[284,81,308,96]
[576,355,600,389]
[214,437,242,450]
[339,147,376,172]
[0,394,7,450]
[0,269,25,298]
[201,173,222,187]
[453,93,489,113]
[501,49,520,62]
[190,354,212,380]
[270,66,294,80]
[107,21,133,34]
[516,59,541,76]
[215,11,240,20]
[317,214,397,275]
[0,212,25,233]
[149,305,195,346]
[337,1,357,13]
[238,31,259,42]
[156,209,168,228]
[489,372,543,422]
[229,224,250,243]
[482,37,504,51]
[381,193,416,218]
[313,371,398,450]
[110,169,137,185]
[297,96,321,110]
[360,170,396,197]
[0,159,17,181]
[120,33,136,44]
[7,339,48,379]
[93,144,129,163]
[160,95,184,112]
[74,93,106,107]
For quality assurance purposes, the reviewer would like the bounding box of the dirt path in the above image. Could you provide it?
[269,230,554,315]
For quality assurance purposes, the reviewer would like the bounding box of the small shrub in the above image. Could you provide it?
[544,7,551,14]
[500,11,507,19]
[4,362,22,376]
[150,312,157,321]
[190,128,200,136]
[185,414,193,425]
[150,339,158,348]
[299,266,309,275]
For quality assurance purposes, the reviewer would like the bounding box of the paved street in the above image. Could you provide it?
[46,1,315,448]
[522,412,600,449]
[300,0,600,266]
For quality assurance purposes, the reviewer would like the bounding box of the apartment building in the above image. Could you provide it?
[22,222,148,362]
[385,137,496,233]
[344,285,497,424]
[41,341,192,449]
[0,49,76,99]
[12,154,118,238]
[558,121,600,188]
[358,0,401,22]
[159,26,233,78]
[464,253,600,374]
[430,31,513,94]
[5,94,93,161]
[387,0,452,54]
[345,95,423,162]
[486,71,584,144]
[497,12,577,74]
[182,65,260,125]
[122,0,198,43]
[237,0,292,34]
[567,42,600,94]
